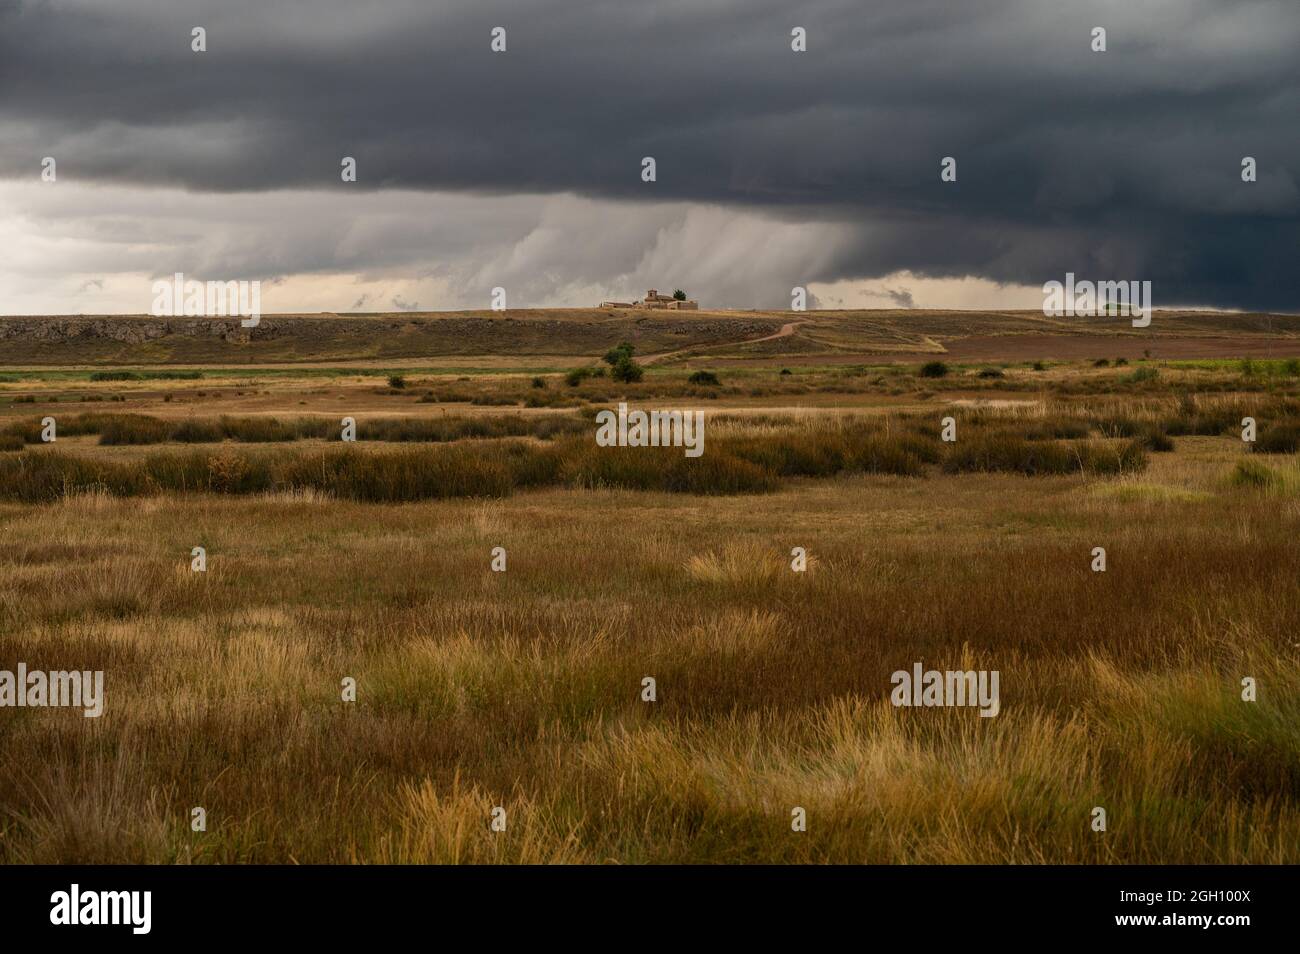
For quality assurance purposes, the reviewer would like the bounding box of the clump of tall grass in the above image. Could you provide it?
[558,443,778,494]
[89,370,203,382]
[1139,430,1175,452]
[942,433,1146,476]
[1252,421,1300,454]
[1125,367,1159,384]
[1226,457,1300,494]
[686,542,783,586]
[1023,416,1091,441]
[0,439,778,502]
[1,412,590,446]
[1230,458,1280,489]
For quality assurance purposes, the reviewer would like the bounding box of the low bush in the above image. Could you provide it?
[610,357,644,383]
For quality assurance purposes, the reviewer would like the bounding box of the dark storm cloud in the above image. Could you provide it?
[1,0,1297,309]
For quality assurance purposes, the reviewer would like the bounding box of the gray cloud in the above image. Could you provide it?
[862,286,916,309]
[1,0,1297,310]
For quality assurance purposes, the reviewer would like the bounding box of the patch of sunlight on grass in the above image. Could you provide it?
[1089,479,1212,504]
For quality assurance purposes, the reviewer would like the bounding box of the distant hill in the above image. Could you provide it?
[2,308,1298,366]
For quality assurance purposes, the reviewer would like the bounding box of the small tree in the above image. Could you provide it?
[610,356,644,383]
[603,341,635,366]
[672,289,687,301]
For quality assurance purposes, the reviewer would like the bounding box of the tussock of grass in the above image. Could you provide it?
[1,412,591,446]
[941,433,1147,476]
[1229,458,1300,495]
[686,543,784,586]
[1089,481,1211,504]
[1253,421,1300,454]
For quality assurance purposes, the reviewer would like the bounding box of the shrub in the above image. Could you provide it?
[919,361,949,378]
[1093,359,1110,368]
[603,342,635,366]
[610,357,644,383]
[1126,367,1159,384]
[566,367,595,387]
[779,368,792,376]
[688,370,721,386]
[1031,361,1046,371]
[531,376,547,389]
[387,374,407,389]
[976,368,1004,379]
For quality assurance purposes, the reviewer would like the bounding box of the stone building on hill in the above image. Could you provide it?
[601,289,699,310]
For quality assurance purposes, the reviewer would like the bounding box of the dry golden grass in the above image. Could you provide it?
[0,367,1298,864]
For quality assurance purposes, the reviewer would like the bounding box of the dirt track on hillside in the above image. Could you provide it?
[645,320,805,365]
[707,333,1300,366]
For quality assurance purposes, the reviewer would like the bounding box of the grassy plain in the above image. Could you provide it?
[1,309,1298,863]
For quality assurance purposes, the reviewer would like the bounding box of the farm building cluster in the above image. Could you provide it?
[601,289,699,310]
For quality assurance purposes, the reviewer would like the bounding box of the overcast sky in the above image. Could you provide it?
[1,0,1296,315]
